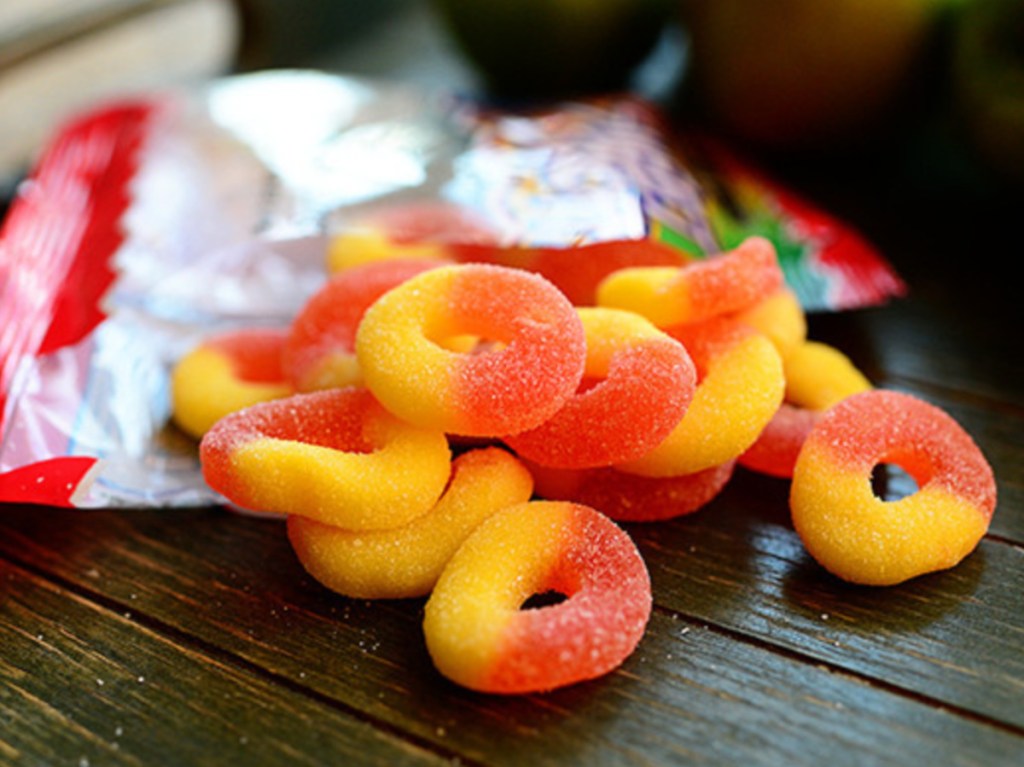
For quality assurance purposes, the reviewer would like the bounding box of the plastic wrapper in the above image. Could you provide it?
[0,70,905,509]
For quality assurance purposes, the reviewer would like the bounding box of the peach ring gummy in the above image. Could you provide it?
[283,258,448,392]
[326,201,494,273]
[784,340,873,412]
[740,340,872,478]
[355,263,586,437]
[423,501,652,694]
[739,404,821,479]
[730,287,807,361]
[200,388,451,529]
[504,307,696,468]
[171,327,292,439]
[287,447,534,599]
[791,389,997,586]
[595,236,784,328]
[451,238,689,307]
[529,459,736,523]
[616,317,784,477]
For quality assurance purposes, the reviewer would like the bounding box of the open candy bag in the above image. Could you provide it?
[0,70,905,508]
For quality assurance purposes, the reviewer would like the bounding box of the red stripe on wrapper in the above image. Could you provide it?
[0,457,99,508]
[0,100,155,505]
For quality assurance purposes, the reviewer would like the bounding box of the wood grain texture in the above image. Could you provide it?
[0,503,1021,765]
[0,559,453,766]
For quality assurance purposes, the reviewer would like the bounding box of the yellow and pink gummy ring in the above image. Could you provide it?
[356,263,586,437]
[287,447,534,600]
[200,387,451,530]
[504,307,696,469]
[791,389,996,586]
[423,500,652,694]
[171,327,292,439]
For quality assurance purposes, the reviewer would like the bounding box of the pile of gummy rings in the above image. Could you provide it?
[171,208,997,695]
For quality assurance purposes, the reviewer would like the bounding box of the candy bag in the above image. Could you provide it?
[0,70,904,508]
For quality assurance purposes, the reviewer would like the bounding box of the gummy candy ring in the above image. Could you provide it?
[790,389,997,586]
[356,263,586,437]
[283,258,448,392]
[595,236,783,328]
[171,327,292,439]
[423,501,652,694]
[529,459,736,523]
[326,201,495,272]
[731,287,807,361]
[504,307,696,468]
[616,318,784,477]
[200,388,451,530]
[783,340,873,412]
[738,404,821,479]
[287,447,534,599]
[740,340,872,478]
[452,238,689,307]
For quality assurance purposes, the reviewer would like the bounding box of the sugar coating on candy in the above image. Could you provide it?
[739,404,820,478]
[453,238,689,306]
[171,328,292,439]
[326,201,495,272]
[784,341,873,411]
[740,340,872,479]
[356,264,586,437]
[617,318,784,477]
[504,307,696,468]
[284,258,448,391]
[731,287,807,361]
[327,230,451,273]
[423,501,651,694]
[595,236,783,328]
[287,447,534,599]
[791,390,997,586]
[529,459,736,523]
[200,388,451,529]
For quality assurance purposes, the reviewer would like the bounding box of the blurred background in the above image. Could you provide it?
[1,0,1020,237]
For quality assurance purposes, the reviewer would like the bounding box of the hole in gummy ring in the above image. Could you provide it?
[520,590,569,610]
[871,463,921,502]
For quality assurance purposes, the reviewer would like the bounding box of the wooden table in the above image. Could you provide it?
[2,6,1022,765]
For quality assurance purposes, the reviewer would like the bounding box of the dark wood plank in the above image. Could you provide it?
[629,469,1024,730]
[0,557,452,767]
[1,506,1021,766]
[807,304,1024,425]
[5,447,1020,735]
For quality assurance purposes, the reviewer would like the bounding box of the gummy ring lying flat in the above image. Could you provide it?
[423,501,652,694]
[528,459,736,523]
[595,236,783,328]
[283,258,449,392]
[200,388,451,529]
[738,404,821,479]
[731,287,807,361]
[287,447,534,599]
[356,264,586,437]
[790,389,997,586]
[503,307,696,468]
[616,318,784,477]
[171,328,292,439]
[784,340,873,411]
[740,341,873,478]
